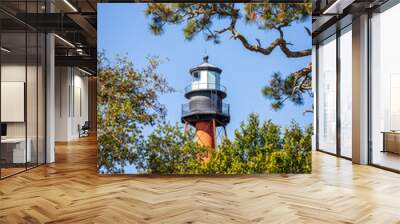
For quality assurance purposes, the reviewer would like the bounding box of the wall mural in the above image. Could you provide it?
[97,3,313,174]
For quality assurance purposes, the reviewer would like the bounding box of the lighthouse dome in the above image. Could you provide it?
[189,56,222,74]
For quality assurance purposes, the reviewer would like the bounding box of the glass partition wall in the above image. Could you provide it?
[0,31,27,177]
[316,25,353,159]
[0,2,46,179]
[370,3,400,171]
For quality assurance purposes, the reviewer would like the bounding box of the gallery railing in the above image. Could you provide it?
[181,102,230,117]
[184,83,227,93]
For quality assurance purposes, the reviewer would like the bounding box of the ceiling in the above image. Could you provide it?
[312,0,390,43]
[0,0,99,73]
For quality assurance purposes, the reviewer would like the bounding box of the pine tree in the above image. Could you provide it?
[145,3,312,110]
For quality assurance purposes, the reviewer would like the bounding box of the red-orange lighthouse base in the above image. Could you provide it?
[184,119,216,160]
[184,118,228,161]
[195,119,216,149]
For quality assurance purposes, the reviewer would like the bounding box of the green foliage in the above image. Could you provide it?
[183,20,199,40]
[262,72,306,110]
[137,114,312,174]
[97,53,173,173]
[243,3,312,28]
[137,122,207,174]
[206,114,312,174]
[146,3,311,43]
[267,122,312,173]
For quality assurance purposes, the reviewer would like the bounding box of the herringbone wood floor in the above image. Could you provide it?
[1,136,400,224]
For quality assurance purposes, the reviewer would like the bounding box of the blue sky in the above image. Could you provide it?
[98,3,312,139]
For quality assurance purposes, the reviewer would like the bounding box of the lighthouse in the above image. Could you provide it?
[181,55,230,152]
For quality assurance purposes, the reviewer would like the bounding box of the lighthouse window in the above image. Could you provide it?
[193,72,200,81]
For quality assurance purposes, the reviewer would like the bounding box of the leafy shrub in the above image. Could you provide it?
[97,54,173,173]
[138,114,312,174]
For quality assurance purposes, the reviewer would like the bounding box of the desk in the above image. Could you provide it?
[1,138,31,163]
[382,131,400,154]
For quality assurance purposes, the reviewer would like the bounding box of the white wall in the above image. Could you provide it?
[55,67,89,141]
[55,66,69,141]
[71,72,89,138]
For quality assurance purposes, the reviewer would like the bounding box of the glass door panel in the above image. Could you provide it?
[1,31,27,177]
[317,35,337,154]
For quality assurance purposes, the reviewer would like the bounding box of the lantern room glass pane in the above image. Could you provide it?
[208,71,216,89]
